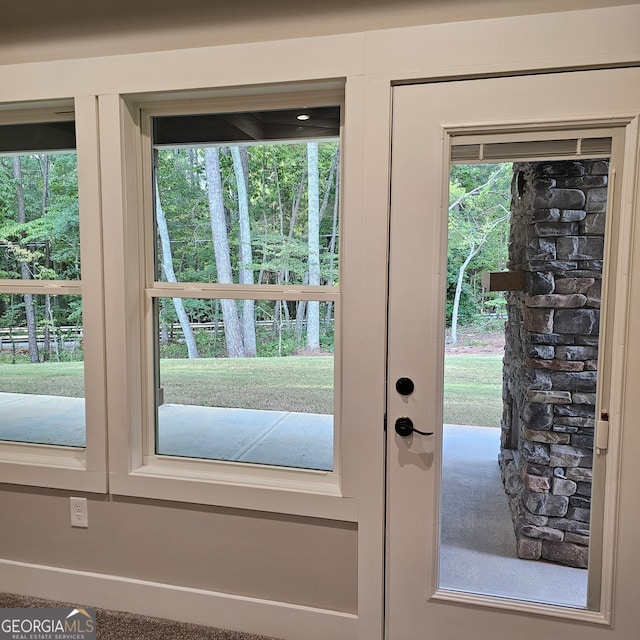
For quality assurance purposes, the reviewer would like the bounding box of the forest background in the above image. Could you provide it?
[0,140,512,365]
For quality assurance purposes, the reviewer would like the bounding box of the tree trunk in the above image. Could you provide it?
[231,146,257,357]
[43,294,52,361]
[40,155,52,360]
[326,153,340,323]
[155,176,199,358]
[281,165,307,285]
[13,156,39,363]
[450,244,481,345]
[256,154,270,285]
[204,147,245,358]
[319,147,339,221]
[159,299,170,347]
[295,299,306,343]
[271,158,285,285]
[306,142,320,350]
[289,166,307,238]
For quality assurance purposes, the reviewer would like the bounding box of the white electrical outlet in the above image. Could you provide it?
[70,497,88,528]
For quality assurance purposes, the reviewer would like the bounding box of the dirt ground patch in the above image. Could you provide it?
[445,327,505,356]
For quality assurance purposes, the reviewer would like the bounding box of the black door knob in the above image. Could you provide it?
[395,377,415,396]
[394,417,433,437]
[395,417,415,436]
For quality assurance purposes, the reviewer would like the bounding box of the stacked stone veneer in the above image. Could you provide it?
[498,159,608,569]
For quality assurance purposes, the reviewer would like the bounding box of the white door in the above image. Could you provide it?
[386,69,640,639]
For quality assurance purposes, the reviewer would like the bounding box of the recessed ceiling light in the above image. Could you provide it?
[296,114,311,121]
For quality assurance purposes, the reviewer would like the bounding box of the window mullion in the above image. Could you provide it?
[147,283,340,302]
[0,280,82,295]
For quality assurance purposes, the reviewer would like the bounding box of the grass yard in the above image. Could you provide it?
[0,353,503,424]
[159,356,334,414]
[443,354,503,427]
[0,361,85,397]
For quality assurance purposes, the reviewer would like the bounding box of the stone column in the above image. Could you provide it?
[499,159,608,568]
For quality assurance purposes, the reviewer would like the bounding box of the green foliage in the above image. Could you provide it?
[0,292,83,364]
[0,153,79,282]
[155,140,339,287]
[0,143,514,364]
[0,140,339,361]
[159,322,335,360]
[447,163,512,327]
[255,326,300,357]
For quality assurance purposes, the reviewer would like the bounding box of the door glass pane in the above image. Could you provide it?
[439,158,609,607]
[0,294,85,447]
[154,296,334,470]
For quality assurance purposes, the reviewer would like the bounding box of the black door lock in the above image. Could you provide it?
[394,417,433,437]
[395,377,415,396]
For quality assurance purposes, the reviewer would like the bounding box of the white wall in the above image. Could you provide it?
[0,0,633,64]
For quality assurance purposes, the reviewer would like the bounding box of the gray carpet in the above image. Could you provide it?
[0,593,281,640]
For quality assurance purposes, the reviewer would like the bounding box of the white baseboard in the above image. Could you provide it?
[0,559,357,640]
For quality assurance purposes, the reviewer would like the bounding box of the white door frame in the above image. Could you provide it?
[384,68,640,639]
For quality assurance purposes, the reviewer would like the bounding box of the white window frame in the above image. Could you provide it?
[0,97,108,493]
[104,83,358,520]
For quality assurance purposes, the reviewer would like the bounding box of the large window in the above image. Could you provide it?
[146,102,341,472]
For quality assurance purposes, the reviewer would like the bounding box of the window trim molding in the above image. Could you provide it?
[102,84,352,517]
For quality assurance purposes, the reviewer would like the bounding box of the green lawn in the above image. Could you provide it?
[0,354,503,424]
[0,361,85,397]
[160,356,334,414]
[443,354,503,427]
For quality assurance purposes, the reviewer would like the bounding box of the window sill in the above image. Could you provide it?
[109,457,356,521]
[0,442,107,492]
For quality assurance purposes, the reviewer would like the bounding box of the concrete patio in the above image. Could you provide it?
[0,392,333,470]
[440,424,587,607]
[0,392,587,607]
